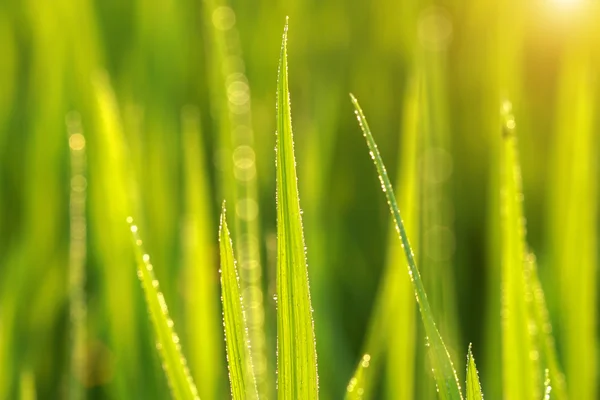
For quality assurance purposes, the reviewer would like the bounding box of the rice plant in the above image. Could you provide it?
[0,1,597,400]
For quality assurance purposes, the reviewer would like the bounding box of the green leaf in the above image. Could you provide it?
[548,50,597,400]
[543,369,552,400]
[350,94,462,400]
[275,18,319,400]
[349,75,421,399]
[466,344,483,400]
[345,354,372,400]
[66,114,87,400]
[500,102,537,400]
[127,218,199,400]
[219,205,259,400]
[526,253,567,400]
[181,107,225,399]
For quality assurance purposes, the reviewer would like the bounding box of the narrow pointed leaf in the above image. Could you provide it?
[526,253,567,400]
[350,94,462,400]
[500,103,537,400]
[466,344,483,400]
[351,75,421,399]
[181,108,224,399]
[275,19,319,400]
[127,218,199,400]
[543,370,552,400]
[219,206,259,400]
[345,354,372,400]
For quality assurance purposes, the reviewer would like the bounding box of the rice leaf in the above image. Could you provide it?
[66,113,87,400]
[526,253,567,400]
[345,354,372,400]
[219,205,259,400]
[548,50,597,400]
[127,218,199,400]
[181,107,225,399]
[203,3,271,394]
[465,344,483,400]
[499,102,537,400]
[349,75,421,399]
[543,370,551,400]
[275,18,319,400]
[350,94,462,400]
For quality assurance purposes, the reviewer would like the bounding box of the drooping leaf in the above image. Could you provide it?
[350,94,462,400]
[127,218,199,400]
[465,344,483,400]
[219,205,259,400]
[349,75,421,399]
[275,18,319,400]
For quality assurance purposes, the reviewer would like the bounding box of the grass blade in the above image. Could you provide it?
[275,18,319,400]
[66,113,87,400]
[203,4,270,395]
[548,50,597,400]
[526,254,567,400]
[219,205,259,400]
[345,354,372,400]
[348,75,421,399]
[181,107,225,399]
[500,103,537,400]
[127,218,199,400]
[543,370,551,400]
[350,94,462,400]
[465,344,483,400]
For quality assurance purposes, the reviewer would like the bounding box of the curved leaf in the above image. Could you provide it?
[127,218,199,400]
[350,94,462,400]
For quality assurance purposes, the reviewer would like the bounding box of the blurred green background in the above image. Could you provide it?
[0,0,598,398]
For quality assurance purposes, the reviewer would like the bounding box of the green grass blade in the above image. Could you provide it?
[500,103,537,400]
[526,254,567,400]
[203,4,270,394]
[66,113,87,400]
[219,205,259,400]
[543,370,551,400]
[181,107,225,399]
[350,94,462,400]
[349,75,421,399]
[548,50,597,400]
[127,218,199,400]
[465,344,483,400]
[345,354,372,400]
[275,18,319,400]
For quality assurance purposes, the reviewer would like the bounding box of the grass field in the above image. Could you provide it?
[0,0,599,399]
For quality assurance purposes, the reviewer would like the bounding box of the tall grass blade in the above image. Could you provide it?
[543,370,551,400]
[548,49,597,400]
[203,3,270,396]
[465,344,483,400]
[219,205,259,400]
[127,218,199,400]
[181,107,225,399]
[275,18,319,400]
[66,113,87,400]
[349,75,421,399]
[350,94,462,400]
[499,102,537,400]
[526,254,567,400]
[345,354,372,400]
